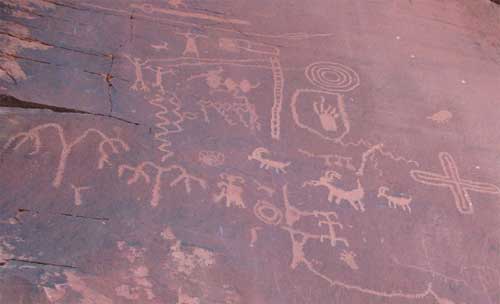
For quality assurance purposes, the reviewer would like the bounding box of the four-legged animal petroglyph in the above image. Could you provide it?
[214,174,246,208]
[4,123,129,188]
[248,147,291,173]
[410,152,500,214]
[118,161,207,207]
[377,187,412,213]
[304,171,365,212]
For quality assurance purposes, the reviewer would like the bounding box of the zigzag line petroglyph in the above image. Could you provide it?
[118,161,207,207]
[4,123,129,188]
[410,152,500,214]
[357,144,420,176]
[148,94,197,162]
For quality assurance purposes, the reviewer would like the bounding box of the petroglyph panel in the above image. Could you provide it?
[2,1,500,304]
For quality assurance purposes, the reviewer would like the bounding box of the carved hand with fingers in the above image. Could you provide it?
[313,97,340,132]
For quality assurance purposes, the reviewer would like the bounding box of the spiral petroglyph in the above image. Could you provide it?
[305,62,360,92]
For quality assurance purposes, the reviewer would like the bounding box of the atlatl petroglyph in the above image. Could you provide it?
[248,147,291,173]
[377,187,412,213]
[291,89,350,142]
[4,123,129,188]
[71,184,91,206]
[303,171,366,212]
[214,173,246,208]
[410,152,500,214]
[118,161,207,207]
[198,150,225,167]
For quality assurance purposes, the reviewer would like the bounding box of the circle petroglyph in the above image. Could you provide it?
[305,62,360,93]
[254,200,283,226]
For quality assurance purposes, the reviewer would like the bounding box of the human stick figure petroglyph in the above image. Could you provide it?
[303,171,366,212]
[118,161,207,207]
[377,187,412,213]
[175,31,208,58]
[248,147,291,173]
[71,184,91,206]
[410,152,500,214]
[4,123,129,188]
[125,55,150,92]
[213,173,246,208]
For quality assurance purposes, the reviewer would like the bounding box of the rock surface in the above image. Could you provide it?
[1,1,500,303]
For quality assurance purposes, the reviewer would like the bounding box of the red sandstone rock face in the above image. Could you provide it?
[1,1,500,303]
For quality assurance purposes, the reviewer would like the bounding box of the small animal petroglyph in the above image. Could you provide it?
[427,110,452,124]
[3,123,129,188]
[248,147,291,173]
[303,171,365,212]
[314,96,340,131]
[299,149,356,171]
[411,152,500,214]
[214,174,246,208]
[340,250,359,270]
[377,187,412,213]
[71,184,91,206]
[198,150,224,167]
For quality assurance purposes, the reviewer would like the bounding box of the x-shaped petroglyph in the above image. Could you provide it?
[410,152,500,214]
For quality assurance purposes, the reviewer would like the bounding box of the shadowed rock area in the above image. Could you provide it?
[1,0,500,303]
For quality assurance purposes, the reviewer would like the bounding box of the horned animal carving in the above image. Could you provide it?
[377,187,412,213]
[303,171,365,212]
